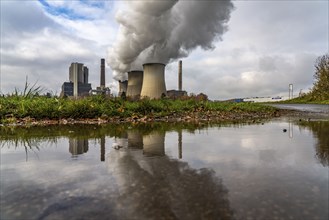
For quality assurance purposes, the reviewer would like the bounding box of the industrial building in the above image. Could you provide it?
[90,58,111,95]
[140,63,167,99]
[167,60,187,98]
[126,70,143,100]
[118,80,128,97]
[121,60,187,99]
[61,62,92,97]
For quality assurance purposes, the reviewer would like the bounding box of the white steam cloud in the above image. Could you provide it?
[107,0,234,80]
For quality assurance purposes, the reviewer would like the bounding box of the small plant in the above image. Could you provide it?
[12,76,44,98]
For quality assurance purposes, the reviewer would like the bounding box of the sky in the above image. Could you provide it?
[0,0,328,100]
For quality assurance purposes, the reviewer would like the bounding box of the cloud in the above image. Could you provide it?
[0,0,328,99]
[0,0,116,95]
[163,0,328,99]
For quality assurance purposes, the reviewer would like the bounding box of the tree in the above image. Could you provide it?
[312,54,329,100]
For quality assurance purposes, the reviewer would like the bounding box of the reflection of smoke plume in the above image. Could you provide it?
[108,150,234,219]
[107,130,234,219]
[107,0,234,80]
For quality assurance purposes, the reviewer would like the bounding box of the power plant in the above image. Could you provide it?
[61,62,92,97]
[118,60,187,99]
[178,60,182,91]
[126,71,143,100]
[60,59,187,99]
[118,80,128,97]
[167,60,187,99]
[100,58,105,89]
[92,58,111,95]
[140,63,167,99]
[61,58,110,97]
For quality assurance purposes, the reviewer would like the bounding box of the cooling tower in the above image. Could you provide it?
[126,71,143,99]
[118,80,128,97]
[143,132,165,157]
[178,60,182,91]
[140,63,166,99]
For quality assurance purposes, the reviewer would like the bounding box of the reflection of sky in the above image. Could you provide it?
[1,137,119,219]
[166,122,319,169]
[1,120,328,220]
[165,121,328,220]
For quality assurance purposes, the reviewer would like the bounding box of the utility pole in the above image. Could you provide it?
[289,84,293,99]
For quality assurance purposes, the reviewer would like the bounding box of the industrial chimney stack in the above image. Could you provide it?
[100,58,105,88]
[178,60,182,91]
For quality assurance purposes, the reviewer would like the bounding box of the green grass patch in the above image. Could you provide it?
[0,95,277,123]
[278,93,329,105]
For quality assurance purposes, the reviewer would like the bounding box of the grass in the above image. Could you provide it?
[279,96,329,104]
[0,94,277,123]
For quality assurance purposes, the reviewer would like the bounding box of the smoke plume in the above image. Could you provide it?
[107,0,234,80]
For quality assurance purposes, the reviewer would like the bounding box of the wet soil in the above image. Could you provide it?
[1,109,299,127]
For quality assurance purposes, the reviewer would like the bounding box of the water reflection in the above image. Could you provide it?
[142,131,165,157]
[178,130,183,159]
[69,138,88,157]
[100,136,105,161]
[297,120,329,166]
[1,120,328,220]
[108,130,234,219]
[1,120,328,166]
[289,118,293,138]
[259,149,277,164]
[127,130,143,150]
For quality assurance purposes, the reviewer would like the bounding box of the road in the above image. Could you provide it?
[269,104,328,113]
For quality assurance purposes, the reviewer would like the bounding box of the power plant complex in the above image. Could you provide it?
[61,58,110,97]
[60,58,186,99]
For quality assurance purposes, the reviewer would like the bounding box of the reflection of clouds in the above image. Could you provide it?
[179,121,328,220]
[1,177,119,220]
[1,137,119,219]
[258,149,277,163]
[2,120,327,220]
[240,138,257,150]
[107,131,234,220]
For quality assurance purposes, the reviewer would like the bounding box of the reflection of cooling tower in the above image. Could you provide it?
[127,130,143,149]
[118,80,128,97]
[140,63,166,99]
[143,132,165,157]
[126,71,143,99]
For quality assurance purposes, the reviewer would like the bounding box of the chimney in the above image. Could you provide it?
[178,60,182,91]
[100,58,105,88]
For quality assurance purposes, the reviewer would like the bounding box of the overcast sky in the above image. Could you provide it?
[1,0,328,100]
